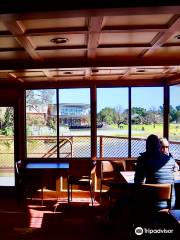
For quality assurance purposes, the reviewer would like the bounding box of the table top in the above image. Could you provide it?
[26,162,69,169]
[120,171,180,184]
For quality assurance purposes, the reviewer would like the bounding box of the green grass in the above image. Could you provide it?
[110,123,180,140]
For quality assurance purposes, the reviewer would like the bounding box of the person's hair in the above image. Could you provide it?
[146,134,161,153]
[159,137,169,147]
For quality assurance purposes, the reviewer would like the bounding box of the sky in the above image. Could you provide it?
[58,86,180,112]
[30,86,179,112]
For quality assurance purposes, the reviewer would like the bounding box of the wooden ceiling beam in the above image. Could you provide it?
[0,57,180,70]
[120,68,132,80]
[8,72,24,83]
[87,16,103,59]
[2,4,180,19]
[143,15,180,56]
[1,19,43,61]
[84,68,91,80]
[166,73,180,85]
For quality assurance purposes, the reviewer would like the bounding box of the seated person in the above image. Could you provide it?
[135,134,179,209]
[160,137,179,171]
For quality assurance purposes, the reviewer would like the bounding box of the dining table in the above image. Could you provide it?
[22,161,70,206]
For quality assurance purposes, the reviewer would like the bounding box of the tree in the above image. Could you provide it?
[26,89,54,106]
[176,105,180,111]
[169,105,176,122]
[115,105,124,127]
[97,107,117,125]
[131,107,146,117]
[2,107,14,136]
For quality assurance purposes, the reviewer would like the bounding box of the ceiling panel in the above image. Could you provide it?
[22,17,87,31]
[0,51,30,60]
[99,32,157,45]
[29,34,86,48]
[37,49,86,58]
[146,47,180,58]
[0,4,180,85]
[96,47,144,57]
[102,14,173,27]
[0,36,22,48]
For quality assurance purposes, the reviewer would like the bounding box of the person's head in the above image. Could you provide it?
[146,134,161,153]
[159,137,169,155]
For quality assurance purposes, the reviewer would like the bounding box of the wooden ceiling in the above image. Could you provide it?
[0,1,180,86]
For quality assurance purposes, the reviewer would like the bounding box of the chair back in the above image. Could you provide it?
[101,160,125,180]
[69,160,95,178]
[101,161,114,180]
[134,183,172,209]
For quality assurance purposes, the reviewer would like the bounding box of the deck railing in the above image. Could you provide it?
[0,136,180,170]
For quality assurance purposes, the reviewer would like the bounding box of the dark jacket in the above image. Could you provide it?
[134,151,178,209]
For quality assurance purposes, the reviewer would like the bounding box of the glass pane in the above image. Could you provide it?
[169,85,180,160]
[97,88,128,157]
[26,89,57,158]
[131,87,163,157]
[59,88,90,158]
[0,107,15,186]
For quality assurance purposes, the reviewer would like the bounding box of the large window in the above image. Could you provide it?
[26,89,57,158]
[25,86,179,160]
[169,85,180,159]
[131,87,163,157]
[26,88,90,158]
[97,88,128,157]
[0,106,15,186]
[58,89,90,158]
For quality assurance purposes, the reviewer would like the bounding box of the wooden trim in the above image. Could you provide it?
[128,87,131,157]
[163,85,169,139]
[91,85,97,160]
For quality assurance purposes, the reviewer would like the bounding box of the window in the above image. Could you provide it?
[131,87,163,157]
[169,85,180,159]
[97,88,128,157]
[0,106,15,186]
[58,89,91,158]
[26,88,90,158]
[26,89,57,158]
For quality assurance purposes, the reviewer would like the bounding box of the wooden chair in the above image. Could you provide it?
[67,160,96,206]
[100,160,125,200]
[131,183,172,224]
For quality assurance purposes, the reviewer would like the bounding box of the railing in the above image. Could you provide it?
[0,136,180,170]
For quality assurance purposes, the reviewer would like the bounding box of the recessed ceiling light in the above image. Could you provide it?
[50,37,69,44]
[63,71,72,75]
[175,35,180,40]
[136,69,146,73]
[92,69,99,73]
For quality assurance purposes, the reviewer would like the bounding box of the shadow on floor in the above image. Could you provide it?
[0,197,179,240]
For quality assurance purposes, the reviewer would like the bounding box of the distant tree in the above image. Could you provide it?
[97,107,117,125]
[176,105,180,111]
[115,105,125,127]
[176,110,180,123]
[131,107,146,117]
[26,90,54,106]
[169,105,176,122]
[2,107,14,136]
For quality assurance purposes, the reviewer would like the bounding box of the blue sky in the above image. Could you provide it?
[58,86,179,112]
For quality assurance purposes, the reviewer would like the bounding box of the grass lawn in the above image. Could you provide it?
[111,123,180,140]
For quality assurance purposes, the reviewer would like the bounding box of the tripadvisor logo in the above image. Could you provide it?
[134,226,174,235]
[135,227,143,235]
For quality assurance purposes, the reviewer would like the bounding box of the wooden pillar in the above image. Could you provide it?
[128,87,131,157]
[18,88,26,163]
[91,85,97,160]
[164,85,169,139]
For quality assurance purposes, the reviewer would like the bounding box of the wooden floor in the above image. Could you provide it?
[0,192,179,240]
